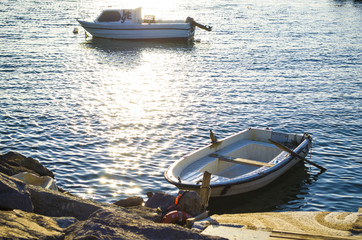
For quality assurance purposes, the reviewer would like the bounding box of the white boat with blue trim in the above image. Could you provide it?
[164,128,314,197]
[77,7,211,41]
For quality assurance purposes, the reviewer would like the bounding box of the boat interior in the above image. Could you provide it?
[96,8,143,23]
[181,140,284,183]
[95,8,187,24]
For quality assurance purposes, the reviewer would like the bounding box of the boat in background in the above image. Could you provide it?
[164,128,313,197]
[76,7,212,41]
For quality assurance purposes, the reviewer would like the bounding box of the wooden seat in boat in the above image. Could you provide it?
[209,153,275,168]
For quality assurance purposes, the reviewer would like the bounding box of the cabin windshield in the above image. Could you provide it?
[97,11,121,22]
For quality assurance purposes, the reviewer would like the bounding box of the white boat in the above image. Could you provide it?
[164,128,314,197]
[77,7,211,41]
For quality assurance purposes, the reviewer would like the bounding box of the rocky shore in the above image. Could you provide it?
[0,151,222,239]
[1,151,361,240]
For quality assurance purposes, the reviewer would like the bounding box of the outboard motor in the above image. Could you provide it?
[186,17,212,31]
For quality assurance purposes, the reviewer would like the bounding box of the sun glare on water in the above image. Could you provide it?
[76,39,188,198]
[74,0,192,200]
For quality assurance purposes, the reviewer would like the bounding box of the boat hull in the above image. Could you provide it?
[167,156,304,197]
[164,128,313,197]
[77,20,195,40]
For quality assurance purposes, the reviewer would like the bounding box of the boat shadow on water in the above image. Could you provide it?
[82,37,195,53]
[208,162,321,214]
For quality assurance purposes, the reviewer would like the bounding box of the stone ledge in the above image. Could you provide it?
[194,211,362,239]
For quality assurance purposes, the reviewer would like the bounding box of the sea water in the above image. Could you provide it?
[0,0,361,213]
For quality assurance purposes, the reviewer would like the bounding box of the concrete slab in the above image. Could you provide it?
[202,225,271,240]
[197,210,362,239]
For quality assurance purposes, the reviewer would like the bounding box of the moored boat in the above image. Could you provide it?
[164,128,314,197]
[76,7,211,41]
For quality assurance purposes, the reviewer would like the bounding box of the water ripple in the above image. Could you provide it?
[0,0,361,212]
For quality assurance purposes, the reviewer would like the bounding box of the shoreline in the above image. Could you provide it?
[1,151,360,239]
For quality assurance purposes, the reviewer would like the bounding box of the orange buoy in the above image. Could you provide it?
[161,210,192,224]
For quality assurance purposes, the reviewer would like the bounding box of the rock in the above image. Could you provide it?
[146,191,153,199]
[177,191,203,217]
[52,216,78,229]
[144,191,203,216]
[0,151,54,178]
[63,207,222,240]
[126,206,163,223]
[27,184,108,220]
[0,152,223,239]
[0,209,63,239]
[145,191,176,211]
[0,172,33,212]
[352,216,362,234]
[114,196,144,207]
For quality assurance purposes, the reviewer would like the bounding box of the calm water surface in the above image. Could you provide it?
[0,0,361,213]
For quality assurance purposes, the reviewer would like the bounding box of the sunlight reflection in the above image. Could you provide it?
[76,11,190,198]
[99,177,108,185]
[86,188,94,194]
[148,171,161,176]
[112,190,122,197]
[124,187,142,195]
[105,167,116,175]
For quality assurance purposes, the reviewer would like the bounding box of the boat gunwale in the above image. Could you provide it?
[77,20,192,30]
